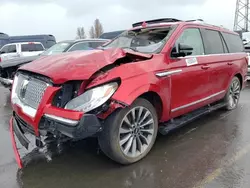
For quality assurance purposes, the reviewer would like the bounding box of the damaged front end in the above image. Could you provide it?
[9,48,145,168]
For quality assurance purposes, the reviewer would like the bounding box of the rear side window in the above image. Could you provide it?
[221,32,244,53]
[176,28,204,56]
[89,42,105,49]
[21,43,44,52]
[68,42,92,52]
[201,29,224,54]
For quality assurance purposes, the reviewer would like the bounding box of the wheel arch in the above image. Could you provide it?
[112,83,168,121]
[234,73,243,89]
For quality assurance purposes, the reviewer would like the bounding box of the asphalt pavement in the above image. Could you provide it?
[1,84,250,188]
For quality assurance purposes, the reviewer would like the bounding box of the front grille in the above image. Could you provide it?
[16,73,48,109]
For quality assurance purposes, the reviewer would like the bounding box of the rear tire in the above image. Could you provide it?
[223,76,241,111]
[98,98,158,165]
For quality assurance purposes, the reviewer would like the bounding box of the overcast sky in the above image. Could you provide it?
[0,0,237,41]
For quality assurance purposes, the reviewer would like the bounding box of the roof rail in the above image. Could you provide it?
[185,19,204,22]
[132,18,182,27]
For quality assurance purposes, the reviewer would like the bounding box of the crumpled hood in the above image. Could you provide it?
[19,48,152,84]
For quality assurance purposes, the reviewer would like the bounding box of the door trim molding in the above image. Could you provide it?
[171,90,226,112]
[156,69,182,77]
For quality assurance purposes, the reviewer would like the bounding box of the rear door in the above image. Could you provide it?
[200,29,230,99]
[169,27,211,118]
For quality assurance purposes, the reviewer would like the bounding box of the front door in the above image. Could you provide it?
[168,27,212,118]
[0,44,18,61]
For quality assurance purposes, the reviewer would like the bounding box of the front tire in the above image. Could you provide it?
[98,98,158,165]
[223,76,241,110]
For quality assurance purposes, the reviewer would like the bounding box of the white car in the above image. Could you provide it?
[0,42,45,62]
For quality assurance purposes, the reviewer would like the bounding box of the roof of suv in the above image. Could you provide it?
[130,18,237,35]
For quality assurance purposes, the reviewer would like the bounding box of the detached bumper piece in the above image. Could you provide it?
[10,113,103,168]
[0,77,13,88]
[44,114,103,140]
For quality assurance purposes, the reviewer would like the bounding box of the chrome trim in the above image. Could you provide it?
[11,75,37,118]
[178,52,246,59]
[171,90,226,112]
[156,69,182,77]
[44,114,79,126]
[12,98,37,118]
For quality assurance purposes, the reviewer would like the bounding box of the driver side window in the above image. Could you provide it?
[0,45,9,53]
[176,28,204,56]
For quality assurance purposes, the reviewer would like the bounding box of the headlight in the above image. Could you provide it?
[65,82,118,112]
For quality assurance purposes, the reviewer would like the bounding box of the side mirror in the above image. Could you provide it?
[171,43,193,58]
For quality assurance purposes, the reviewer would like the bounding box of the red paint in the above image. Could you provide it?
[10,21,248,161]
[19,48,152,84]
[9,117,23,169]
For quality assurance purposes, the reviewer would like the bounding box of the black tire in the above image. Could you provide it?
[223,76,241,111]
[98,98,158,165]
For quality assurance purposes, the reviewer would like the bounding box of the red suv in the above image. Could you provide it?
[10,18,248,168]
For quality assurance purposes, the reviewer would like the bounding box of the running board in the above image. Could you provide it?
[159,102,226,135]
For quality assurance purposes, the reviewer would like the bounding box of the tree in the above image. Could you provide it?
[94,19,104,38]
[89,26,95,38]
[76,27,86,39]
[89,19,104,38]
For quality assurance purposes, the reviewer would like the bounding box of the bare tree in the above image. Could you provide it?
[89,26,95,38]
[94,19,104,38]
[89,19,104,38]
[76,27,86,39]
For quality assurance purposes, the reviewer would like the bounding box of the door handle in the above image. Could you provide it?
[201,65,210,70]
[228,62,233,65]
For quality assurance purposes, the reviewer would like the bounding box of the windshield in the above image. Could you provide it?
[42,42,71,55]
[103,26,176,53]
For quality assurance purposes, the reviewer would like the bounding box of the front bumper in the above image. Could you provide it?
[43,113,103,139]
[10,113,103,169]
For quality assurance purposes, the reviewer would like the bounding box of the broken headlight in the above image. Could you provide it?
[64,82,118,112]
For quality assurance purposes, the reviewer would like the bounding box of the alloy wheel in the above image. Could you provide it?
[119,106,155,158]
[228,79,241,109]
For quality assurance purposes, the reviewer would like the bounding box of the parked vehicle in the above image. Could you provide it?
[0,39,110,88]
[9,18,248,168]
[244,44,250,80]
[99,30,125,39]
[8,35,56,49]
[0,42,45,62]
[0,33,9,48]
